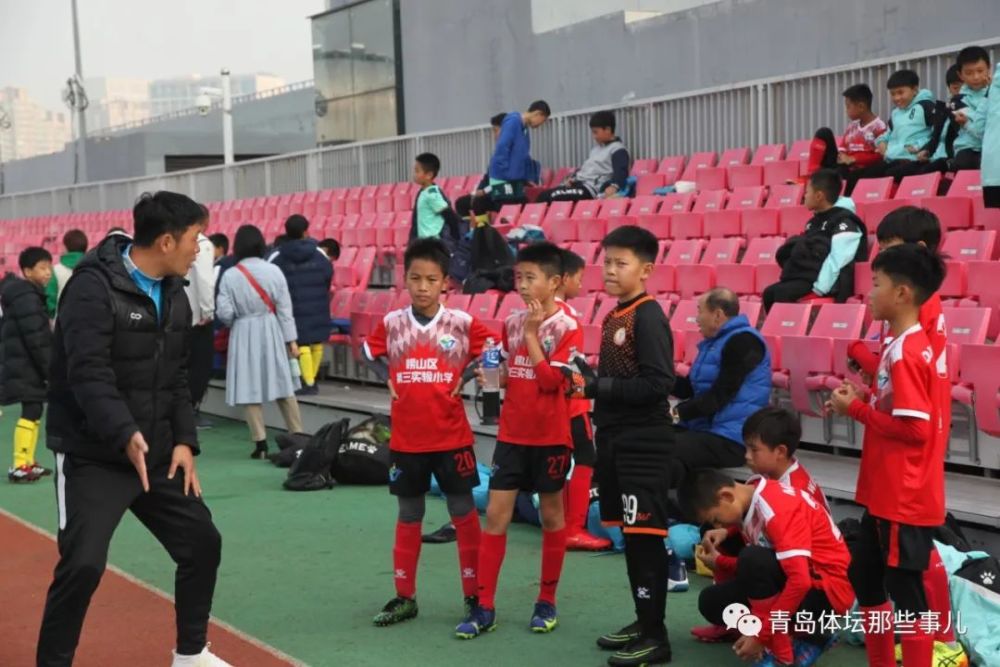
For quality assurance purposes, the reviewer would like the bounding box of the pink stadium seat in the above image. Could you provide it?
[496,204,522,226]
[599,198,630,218]
[695,167,728,192]
[942,230,997,262]
[766,184,805,208]
[964,261,1000,338]
[630,159,658,176]
[954,344,1000,440]
[719,147,750,167]
[569,241,600,264]
[742,209,780,238]
[675,238,744,298]
[656,156,686,184]
[663,239,707,266]
[760,303,814,371]
[520,203,547,226]
[727,186,766,210]
[693,190,727,213]
[582,264,604,294]
[780,304,867,415]
[726,165,763,189]
[704,191,757,236]
[637,214,672,240]
[571,199,602,220]
[547,219,581,244]
[544,201,575,225]
[763,160,801,187]
[779,206,812,237]
[567,296,597,323]
[717,236,785,295]
[679,152,717,181]
[593,298,618,326]
[788,139,813,164]
[669,211,703,240]
[628,196,662,216]
[482,293,523,333]
[859,173,942,225]
[752,144,787,165]
[852,177,894,202]
[635,174,668,196]
[445,293,472,312]
[739,299,763,327]
[660,192,696,213]
[940,307,990,385]
[922,197,972,230]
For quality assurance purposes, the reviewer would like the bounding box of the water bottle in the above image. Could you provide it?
[481,338,501,392]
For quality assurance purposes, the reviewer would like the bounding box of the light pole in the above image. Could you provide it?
[70,0,89,181]
[195,68,234,165]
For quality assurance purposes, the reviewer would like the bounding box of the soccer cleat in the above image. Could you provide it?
[29,462,52,477]
[422,522,456,543]
[607,635,672,666]
[597,620,643,650]
[793,635,838,667]
[454,604,496,639]
[667,549,689,592]
[170,643,233,666]
[690,624,740,643]
[566,530,612,551]
[894,641,969,667]
[8,464,40,483]
[529,601,558,633]
[373,596,418,626]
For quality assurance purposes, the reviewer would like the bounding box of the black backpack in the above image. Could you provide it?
[283,419,352,491]
[462,225,515,294]
[331,415,392,485]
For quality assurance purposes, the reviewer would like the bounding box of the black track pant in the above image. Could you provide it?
[188,323,215,408]
[37,455,222,666]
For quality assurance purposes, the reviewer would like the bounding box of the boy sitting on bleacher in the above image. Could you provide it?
[536,111,630,203]
[762,169,867,311]
[839,84,888,174]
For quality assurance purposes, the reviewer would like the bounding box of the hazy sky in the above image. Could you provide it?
[0,0,325,110]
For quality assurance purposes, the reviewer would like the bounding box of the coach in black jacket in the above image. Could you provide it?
[37,192,225,667]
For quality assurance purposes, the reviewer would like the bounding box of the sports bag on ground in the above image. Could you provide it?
[331,415,392,485]
[282,419,351,491]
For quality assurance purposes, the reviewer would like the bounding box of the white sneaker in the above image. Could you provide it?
[170,644,234,667]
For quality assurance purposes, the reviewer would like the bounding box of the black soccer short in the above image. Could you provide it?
[489,442,571,493]
[389,447,480,497]
[857,510,935,571]
[595,423,674,536]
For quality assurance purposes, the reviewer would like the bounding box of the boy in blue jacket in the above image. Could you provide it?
[846,70,943,193]
[949,46,993,171]
[487,101,551,206]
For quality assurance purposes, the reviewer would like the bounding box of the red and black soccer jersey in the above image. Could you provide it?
[363,306,492,453]
[850,323,945,526]
[498,307,582,447]
[742,479,855,616]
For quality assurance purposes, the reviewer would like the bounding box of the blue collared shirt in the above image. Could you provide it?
[122,244,163,319]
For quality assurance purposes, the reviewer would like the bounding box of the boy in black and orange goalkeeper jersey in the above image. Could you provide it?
[570,226,675,667]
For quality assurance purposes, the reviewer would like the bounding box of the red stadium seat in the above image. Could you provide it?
[717,237,785,295]
[630,159,658,176]
[636,214,672,240]
[656,156,686,184]
[569,241,600,264]
[762,160,801,187]
[760,302,814,371]
[599,198,631,219]
[660,192,696,213]
[695,167,728,192]
[852,177,894,202]
[496,204,522,226]
[727,165,763,188]
[719,147,750,167]
[469,293,500,321]
[567,296,597,323]
[582,264,604,294]
[635,174,667,196]
[788,139,813,164]
[954,344,1000,440]
[543,201,575,225]
[520,203,547,226]
[445,293,472,312]
[964,261,1000,338]
[766,184,805,208]
[571,199,602,220]
[779,206,812,237]
[675,238,744,298]
[753,144,787,165]
[679,152,718,181]
[942,230,997,262]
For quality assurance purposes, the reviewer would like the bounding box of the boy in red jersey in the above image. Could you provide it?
[828,244,947,667]
[681,470,854,667]
[845,208,960,655]
[557,248,611,551]
[363,238,492,628]
[456,242,582,638]
[692,406,837,651]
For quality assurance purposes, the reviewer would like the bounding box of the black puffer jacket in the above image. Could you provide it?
[46,234,198,468]
[269,239,333,345]
[776,207,867,302]
[0,278,52,405]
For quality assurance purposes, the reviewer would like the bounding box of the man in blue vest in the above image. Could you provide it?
[670,288,772,473]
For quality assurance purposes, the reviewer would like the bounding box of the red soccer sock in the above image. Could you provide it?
[900,626,934,667]
[860,602,896,667]
[538,528,568,605]
[923,549,955,643]
[452,510,481,598]
[564,465,593,533]
[477,532,507,610]
[749,594,792,665]
[392,521,422,599]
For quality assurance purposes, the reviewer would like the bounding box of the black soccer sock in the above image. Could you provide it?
[624,533,668,641]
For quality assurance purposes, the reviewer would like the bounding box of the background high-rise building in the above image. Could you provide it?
[148,73,285,116]
[84,77,152,132]
[0,87,71,160]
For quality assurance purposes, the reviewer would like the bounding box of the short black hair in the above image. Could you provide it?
[273,234,288,248]
[63,229,88,253]
[871,244,946,305]
[19,246,52,271]
[415,152,441,178]
[875,206,942,252]
[703,287,740,318]
[601,225,659,263]
[209,232,230,255]
[842,83,874,108]
[809,168,842,204]
[957,45,990,70]
[559,248,586,276]
[516,241,564,278]
[528,100,551,117]
[589,110,616,132]
[233,224,267,261]
[284,214,309,240]
[490,113,507,128]
[742,407,802,456]
[887,69,920,89]
[946,64,962,87]
[404,237,450,275]
[678,469,736,520]
[132,191,207,247]
[318,238,341,260]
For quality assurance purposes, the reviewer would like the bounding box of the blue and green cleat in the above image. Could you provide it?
[529,602,558,633]
[455,605,496,639]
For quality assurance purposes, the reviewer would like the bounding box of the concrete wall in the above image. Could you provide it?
[399,0,1000,133]
[2,87,317,194]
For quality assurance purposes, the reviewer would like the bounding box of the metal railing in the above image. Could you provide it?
[2,38,997,220]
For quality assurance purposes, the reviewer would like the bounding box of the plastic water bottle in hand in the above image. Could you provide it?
[482,338,501,392]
